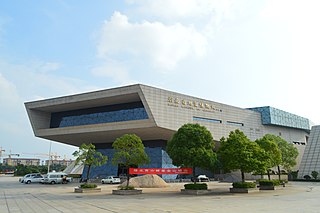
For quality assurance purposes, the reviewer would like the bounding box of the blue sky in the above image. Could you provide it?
[1,0,319,161]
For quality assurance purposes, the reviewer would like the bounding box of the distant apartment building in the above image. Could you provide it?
[45,159,74,167]
[3,158,40,166]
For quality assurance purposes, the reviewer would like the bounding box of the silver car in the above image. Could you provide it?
[24,174,43,184]
[19,173,41,183]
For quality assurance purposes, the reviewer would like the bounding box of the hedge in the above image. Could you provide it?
[184,183,208,190]
[258,179,281,186]
[118,185,135,190]
[232,182,256,188]
[80,183,97,188]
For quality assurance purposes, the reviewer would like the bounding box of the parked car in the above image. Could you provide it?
[101,176,121,184]
[24,174,43,184]
[191,175,210,182]
[42,172,72,184]
[19,173,41,183]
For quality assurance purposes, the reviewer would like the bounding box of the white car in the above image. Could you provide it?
[101,176,121,184]
[19,173,41,183]
[42,172,72,184]
[197,175,210,182]
[24,174,44,184]
[191,175,210,182]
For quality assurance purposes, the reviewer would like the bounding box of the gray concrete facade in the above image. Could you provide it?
[299,125,320,178]
[25,84,310,172]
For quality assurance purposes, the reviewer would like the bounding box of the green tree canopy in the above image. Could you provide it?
[112,134,150,188]
[258,134,299,180]
[166,123,217,183]
[255,135,282,180]
[218,129,266,182]
[263,134,299,169]
[73,143,108,181]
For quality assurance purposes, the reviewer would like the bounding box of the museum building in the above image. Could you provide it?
[25,84,311,179]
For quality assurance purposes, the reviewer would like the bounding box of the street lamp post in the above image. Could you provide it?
[47,142,52,173]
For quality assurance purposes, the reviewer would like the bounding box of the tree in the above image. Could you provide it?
[262,134,299,180]
[166,123,217,184]
[218,129,266,182]
[73,143,108,182]
[112,134,150,188]
[256,135,282,180]
[311,171,319,180]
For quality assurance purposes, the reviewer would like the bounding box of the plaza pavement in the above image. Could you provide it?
[0,175,319,213]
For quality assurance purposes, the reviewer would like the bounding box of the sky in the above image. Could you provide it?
[0,0,320,161]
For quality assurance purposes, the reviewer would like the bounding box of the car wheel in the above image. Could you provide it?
[26,180,31,184]
[110,181,113,184]
[51,181,55,184]
[101,181,104,184]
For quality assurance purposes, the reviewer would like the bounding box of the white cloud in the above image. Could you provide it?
[127,0,232,20]
[0,72,20,108]
[38,62,61,73]
[91,60,133,85]
[0,59,91,156]
[0,60,97,101]
[96,11,207,71]
[260,0,320,84]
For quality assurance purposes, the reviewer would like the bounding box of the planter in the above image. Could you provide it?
[230,187,258,193]
[181,189,212,195]
[259,185,275,190]
[112,189,142,195]
[74,187,101,193]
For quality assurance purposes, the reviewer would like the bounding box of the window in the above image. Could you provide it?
[50,101,148,128]
[226,121,244,126]
[193,116,222,123]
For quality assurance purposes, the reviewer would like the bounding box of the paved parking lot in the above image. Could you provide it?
[1,175,320,213]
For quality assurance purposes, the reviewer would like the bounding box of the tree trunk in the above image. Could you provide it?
[126,165,130,188]
[193,166,196,184]
[277,166,281,181]
[267,170,271,180]
[86,165,91,183]
[241,170,245,182]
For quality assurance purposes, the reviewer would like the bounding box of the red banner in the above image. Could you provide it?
[129,168,192,175]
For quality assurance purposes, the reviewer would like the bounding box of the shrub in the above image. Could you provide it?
[272,179,281,186]
[258,179,280,186]
[290,171,299,180]
[311,171,319,179]
[80,183,97,188]
[258,179,274,186]
[232,182,256,188]
[184,183,208,190]
[118,185,135,190]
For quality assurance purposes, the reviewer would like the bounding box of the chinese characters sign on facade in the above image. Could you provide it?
[167,96,222,113]
[129,168,192,175]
